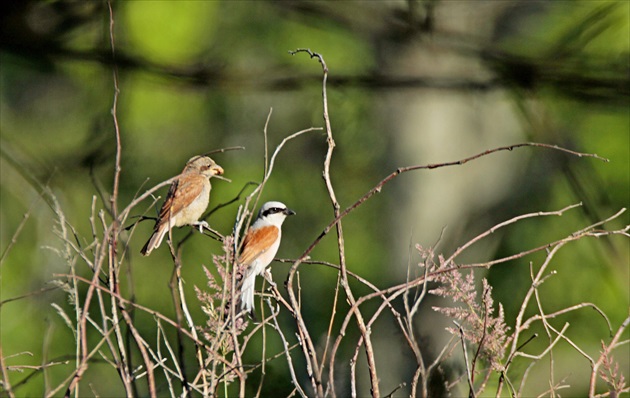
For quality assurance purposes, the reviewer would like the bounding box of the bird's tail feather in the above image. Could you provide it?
[141,226,167,256]
[240,271,256,314]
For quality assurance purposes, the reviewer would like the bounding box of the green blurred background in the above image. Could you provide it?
[1,1,628,396]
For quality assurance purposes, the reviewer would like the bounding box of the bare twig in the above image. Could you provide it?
[266,300,308,398]
[0,345,15,398]
[203,146,246,156]
[0,196,41,266]
[289,47,380,398]
[66,3,127,396]
[290,145,608,273]
[119,309,156,396]
[455,321,476,398]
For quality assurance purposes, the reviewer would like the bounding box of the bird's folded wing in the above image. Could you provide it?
[238,225,279,265]
[157,174,206,223]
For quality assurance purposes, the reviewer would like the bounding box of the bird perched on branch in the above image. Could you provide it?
[239,201,295,315]
[141,156,224,256]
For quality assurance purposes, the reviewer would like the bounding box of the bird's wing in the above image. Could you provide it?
[238,225,279,265]
[157,174,206,225]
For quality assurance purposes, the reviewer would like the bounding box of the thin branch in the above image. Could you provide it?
[455,321,476,398]
[0,345,15,398]
[0,195,41,266]
[202,146,246,156]
[290,47,381,398]
[119,309,156,397]
[444,203,582,267]
[290,144,608,273]
[266,300,307,398]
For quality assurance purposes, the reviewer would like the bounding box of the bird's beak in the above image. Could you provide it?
[210,165,230,182]
[285,208,296,216]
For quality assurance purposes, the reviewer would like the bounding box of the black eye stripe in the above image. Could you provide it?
[263,207,285,216]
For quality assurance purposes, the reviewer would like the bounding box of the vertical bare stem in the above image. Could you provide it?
[455,322,475,398]
[290,48,381,397]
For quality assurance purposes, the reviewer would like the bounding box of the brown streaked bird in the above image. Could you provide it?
[239,201,295,315]
[141,156,224,256]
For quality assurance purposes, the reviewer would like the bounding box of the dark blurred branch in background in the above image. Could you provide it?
[2,1,627,104]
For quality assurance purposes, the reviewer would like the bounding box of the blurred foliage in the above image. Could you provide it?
[1,0,628,396]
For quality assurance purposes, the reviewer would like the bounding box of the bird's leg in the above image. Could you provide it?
[191,220,209,233]
[192,221,224,241]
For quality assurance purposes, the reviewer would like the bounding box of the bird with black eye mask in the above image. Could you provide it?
[238,201,295,315]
